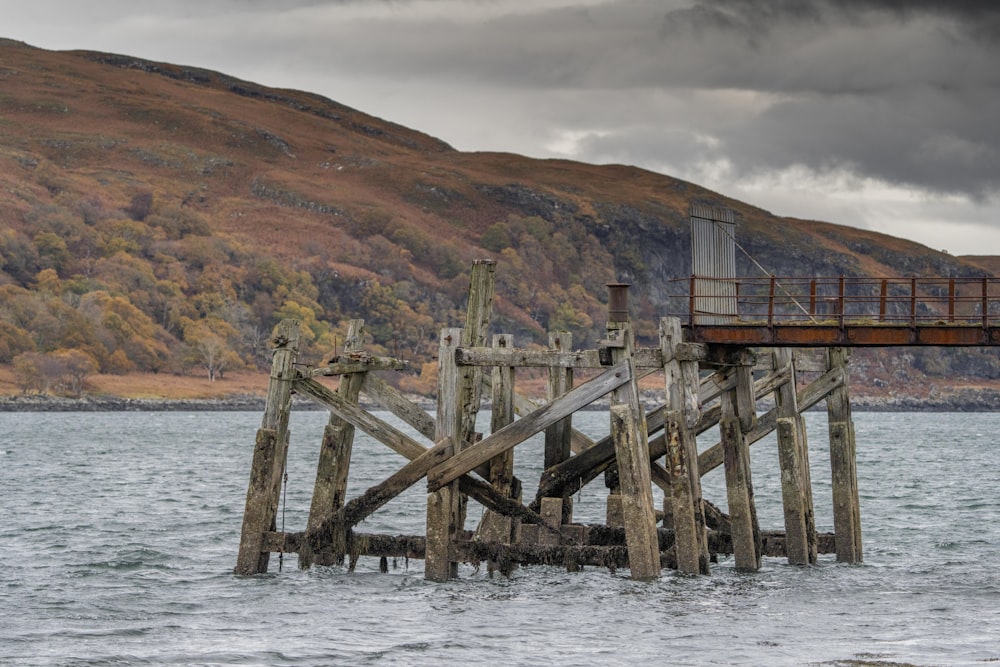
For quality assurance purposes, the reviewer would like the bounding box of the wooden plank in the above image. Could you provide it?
[827,347,862,563]
[234,319,300,576]
[426,327,463,581]
[697,364,844,475]
[459,260,495,448]
[456,346,664,368]
[295,377,427,461]
[735,363,757,433]
[475,333,518,549]
[427,359,632,491]
[481,374,611,455]
[234,428,281,575]
[301,319,366,568]
[721,394,761,572]
[661,317,709,575]
[360,373,436,440]
[307,355,408,376]
[544,332,574,524]
[611,403,661,579]
[532,362,794,506]
[772,348,816,565]
[776,417,810,565]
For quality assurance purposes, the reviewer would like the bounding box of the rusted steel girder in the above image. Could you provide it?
[685,324,1000,347]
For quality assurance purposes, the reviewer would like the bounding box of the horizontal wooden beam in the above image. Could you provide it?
[456,346,667,368]
[307,354,409,377]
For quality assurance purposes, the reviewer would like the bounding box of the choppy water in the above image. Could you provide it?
[2,409,999,666]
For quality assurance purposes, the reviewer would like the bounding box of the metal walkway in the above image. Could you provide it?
[679,275,1000,346]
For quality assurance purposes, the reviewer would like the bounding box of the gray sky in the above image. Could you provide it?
[2,0,999,255]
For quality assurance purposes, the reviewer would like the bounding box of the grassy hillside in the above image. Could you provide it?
[1,38,997,400]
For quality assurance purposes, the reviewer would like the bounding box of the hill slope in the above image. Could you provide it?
[1,38,998,403]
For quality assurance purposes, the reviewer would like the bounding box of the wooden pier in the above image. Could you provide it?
[235,258,866,580]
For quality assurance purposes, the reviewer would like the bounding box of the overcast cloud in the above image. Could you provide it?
[2,0,998,254]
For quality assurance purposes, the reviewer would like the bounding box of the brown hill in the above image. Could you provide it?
[1,38,999,403]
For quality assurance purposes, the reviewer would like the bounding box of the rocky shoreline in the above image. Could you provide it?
[4,387,1000,412]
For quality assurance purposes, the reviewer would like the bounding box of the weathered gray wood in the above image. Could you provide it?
[697,363,844,475]
[459,260,495,448]
[302,319,366,569]
[533,362,795,506]
[611,404,661,579]
[661,317,710,575]
[481,374,602,455]
[360,373,436,440]
[235,428,281,575]
[295,377,427,461]
[721,392,761,572]
[427,359,632,491]
[307,354,407,376]
[827,347,862,563]
[426,327,464,581]
[475,334,518,550]
[235,320,300,575]
[776,417,810,565]
[544,332,574,524]
[735,363,757,433]
[773,348,816,565]
[456,346,665,369]
[538,498,564,546]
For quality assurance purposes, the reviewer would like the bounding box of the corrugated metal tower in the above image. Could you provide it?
[690,204,738,324]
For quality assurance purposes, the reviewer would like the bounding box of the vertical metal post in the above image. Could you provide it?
[910,276,918,327]
[879,280,888,322]
[838,275,846,328]
[948,279,956,323]
[983,276,990,329]
[767,275,776,327]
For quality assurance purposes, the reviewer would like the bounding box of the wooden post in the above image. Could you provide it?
[660,317,710,575]
[604,284,659,579]
[425,327,463,581]
[459,260,496,446]
[826,347,862,563]
[301,319,365,568]
[773,348,817,565]
[474,334,519,557]
[544,331,573,524]
[611,402,661,580]
[235,319,300,575]
[720,358,761,572]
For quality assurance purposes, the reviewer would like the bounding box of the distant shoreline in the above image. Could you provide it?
[3,392,1000,413]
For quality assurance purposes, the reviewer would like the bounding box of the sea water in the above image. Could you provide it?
[1,409,999,666]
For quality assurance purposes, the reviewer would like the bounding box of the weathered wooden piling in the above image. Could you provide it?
[300,319,366,568]
[719,350,762,572]
[827,347,863,563]
[235,319,300,576]
[772,348,818,565]
[661,316,710,574]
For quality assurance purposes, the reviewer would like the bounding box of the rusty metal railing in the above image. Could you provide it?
[683,275,1000,329]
